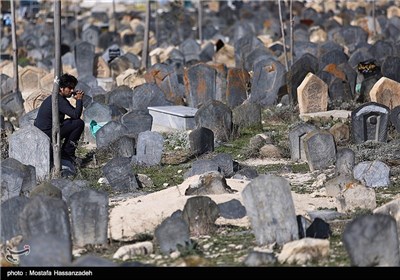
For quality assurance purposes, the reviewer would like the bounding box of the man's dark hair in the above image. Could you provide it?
[59,73,78,89]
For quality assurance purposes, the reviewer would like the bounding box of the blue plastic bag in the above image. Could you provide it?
[90,120,106,137]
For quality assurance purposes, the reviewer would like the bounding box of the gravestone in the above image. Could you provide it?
[69,189,108,247]
[245,47,274,73]
[102,157,138,192]
[210,63,228,104]
[225,68,249,109]
[9,125,50,180]
[144,63,184,104]
[319,50,348,70]
[103,44,122,64]
[82,25,100,48]
[108,85,134,111]
[368,40,394,64]
[19,66,47,95]
[329,78,353,103]
[218,199,246,219]
[343,214,400,266]
[75,41,95,77]
[50,178,88,202]
[333,26,368,53]
[109,136,136,158]
[381,56,400,83]
[297,73,328,114]
[133,131,164,166]
[195,100,232,142]
[1,196,29,243]
[189,127,214,156]
[83,102,112,145]
[1,158,36,202]
[154,215,190,255]
[293,41,318,61]
[242,175,298,245]
[180,39,200,63]
[14,108,37,128]
[348,48,374,68]
[390,105,400,133]
[121,110,152,138]
[1,91,25,124]
[287,53,319,105]
[184,63,217,108]
[61,52,76,68]
[353,160,391,188]
[19,233,72,266]
[19,195,71,245]
[131,83,171,111]
[184,159,220,179]
[182,196,219,236]
[303,130,336,171]
[338,62,358,98]
[95,121,129,149]
[24,88,51,113]
[351,102,390,144]
[288,123,317,162]
[213,153,234,177]
[232,102,262,132]
[335,148,355,176]
[234,34,263,69]
[369,77,400,109]
[250,58,286,107]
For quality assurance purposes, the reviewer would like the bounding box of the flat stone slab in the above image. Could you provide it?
[148,105,198,131]
[299,110,351,122]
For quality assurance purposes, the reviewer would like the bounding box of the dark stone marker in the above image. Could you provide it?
[195,100,232,142]
[226,68,249,109]
[303,130,336,171]
[286,53,319,105]
[184,63,216,108]
[189,127,214,156]
[75,41,95,77]
[69,189,108,247]
[390,105,400,133]
[1,196,29,243]
[351,102,390,144]
[343,214,400,266]
[155,215,190,254]
[182,196,219,236]
[102,157,138,192]
[381,55,400,83]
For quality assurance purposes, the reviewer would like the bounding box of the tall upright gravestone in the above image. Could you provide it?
[297,73,328,114]
[369,77,400,109]
[9,125,51,180]
[351,102,390,144]
[75,42,95,77]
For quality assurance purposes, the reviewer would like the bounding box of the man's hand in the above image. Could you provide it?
[74,90,84,100]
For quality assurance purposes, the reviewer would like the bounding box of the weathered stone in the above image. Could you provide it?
[369,77,400,109]
[289,123,317,162]
[351,102,390,144]
[297,73,328,114]
[303,130,336,171]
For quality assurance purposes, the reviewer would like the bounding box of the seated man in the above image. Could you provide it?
[34,73,84,165]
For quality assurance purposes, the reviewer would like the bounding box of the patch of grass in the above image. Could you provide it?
[256,164,284,174]
[133,164,188,192]
[290,163,310,173]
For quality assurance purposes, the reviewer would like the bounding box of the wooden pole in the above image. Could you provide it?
[10,0,19,92]
[198,0,203,44]
[289,0,294,67]
[141,0,151,70]
[52,0,62,177]
[278,0,289,71]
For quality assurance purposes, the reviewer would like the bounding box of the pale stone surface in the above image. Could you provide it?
[278,238,330,265]
[297,73,328,114]
[108,176,337,241]
[369,77,400,109]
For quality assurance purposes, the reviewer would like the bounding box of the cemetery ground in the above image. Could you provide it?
[64,104,400,267]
